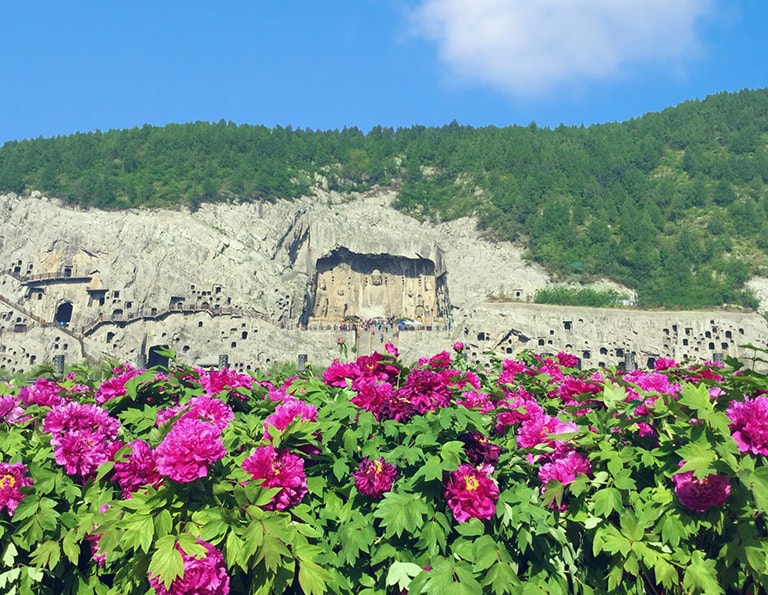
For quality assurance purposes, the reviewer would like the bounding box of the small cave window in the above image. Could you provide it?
[563,321,572,331]
[54,302,73,326]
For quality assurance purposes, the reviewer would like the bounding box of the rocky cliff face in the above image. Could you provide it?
[1,190,767,374]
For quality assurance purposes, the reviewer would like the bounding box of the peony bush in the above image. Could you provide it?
[1,346,768,594]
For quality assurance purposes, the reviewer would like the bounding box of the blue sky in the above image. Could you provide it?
[1,0,767,145]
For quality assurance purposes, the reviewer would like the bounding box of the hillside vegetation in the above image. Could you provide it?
[1,88,768,309]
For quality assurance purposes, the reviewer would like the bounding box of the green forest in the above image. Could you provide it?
[1,88,768,310]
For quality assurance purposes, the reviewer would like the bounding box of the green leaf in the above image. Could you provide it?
[454,517,485,537]
[601,382,627,410]
[30,540,60,570]
[485,561,521,595]
[372,492,429,538]
[226,531,247,572]
[678,383,715,419]
[440,440,465,468]
[386,561,423,593]
[2,542,18,566]
[743,466,768,514]
[298,559,330,595]
[683,551,724,595]
[413,455,445,482]
[654,557,679,590]
[659,514,687,548]
[149,536,184,590]
[122,512,155,553]
[62,531,80,565]
[592,487,623,517]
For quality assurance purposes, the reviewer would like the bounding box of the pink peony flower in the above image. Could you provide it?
[263,398,318,439]
[197,367,252,398]
[516,412,579,449]
[352,457,397,499]
[554,376,603,411]
[556,352,580,369]
[43,402,121,479]
[113,440,163,498]
[0,462,33,516]
[95,365,142,404]
[18,378,66,407]
[672,469,731,513]
[444,464,499,522]
[453,341,465,352]
[654,358,678,371]
[623,370,681,397]
[498,359,530,385]
[323,360,361,388]
[156,396,234,433]
[494,388,543,434]
[537,449,592,487]
[0,395,25,424]
[242,445,307,510]
[727,396,768,455]
[149,539,230,595]
[456,391,496,414]
[155,418,226,483]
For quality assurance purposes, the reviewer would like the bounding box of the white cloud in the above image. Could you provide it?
[409,0,714,96]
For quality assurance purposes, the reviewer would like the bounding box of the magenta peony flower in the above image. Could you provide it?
[494,388,543,434]
[444,464,499,522]
[516,412,578,449]
[156,396,234,433]
[498,359,530,385]
[537,449,592,487]
[112,439,163,498]
[95,365,142,404]
[242,445,307,510]
[623,370,681,397]
[352,457,397,499]
[323,360,362,387]
[727,396,768,455]
[0,462,33,516]
[385,343,399,356]
[654,358,678,371]
[263,398,318,439]
[456,391,496,414]
[155,418,226,483]
[554,376,603,411]
[18,377,66,407]
[149,539,229,595]
[556,352,580,369]
[453,341,465,352]
[672,469,731,513]
[395,368,452,417]
[197,367,252,398]
[0,395,25,424]
[43,402,121,479]
[460,432,501,466]
[350,377,400,421]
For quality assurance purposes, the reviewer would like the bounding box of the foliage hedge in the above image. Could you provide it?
[2,88,768,309]
[2,343,768,594]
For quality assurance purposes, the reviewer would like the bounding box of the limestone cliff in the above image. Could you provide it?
[1,190,767,374]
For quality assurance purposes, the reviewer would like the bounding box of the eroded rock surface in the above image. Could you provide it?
[1,190,767,374]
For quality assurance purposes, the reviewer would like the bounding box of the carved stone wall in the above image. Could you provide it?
[310,248,444,321]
